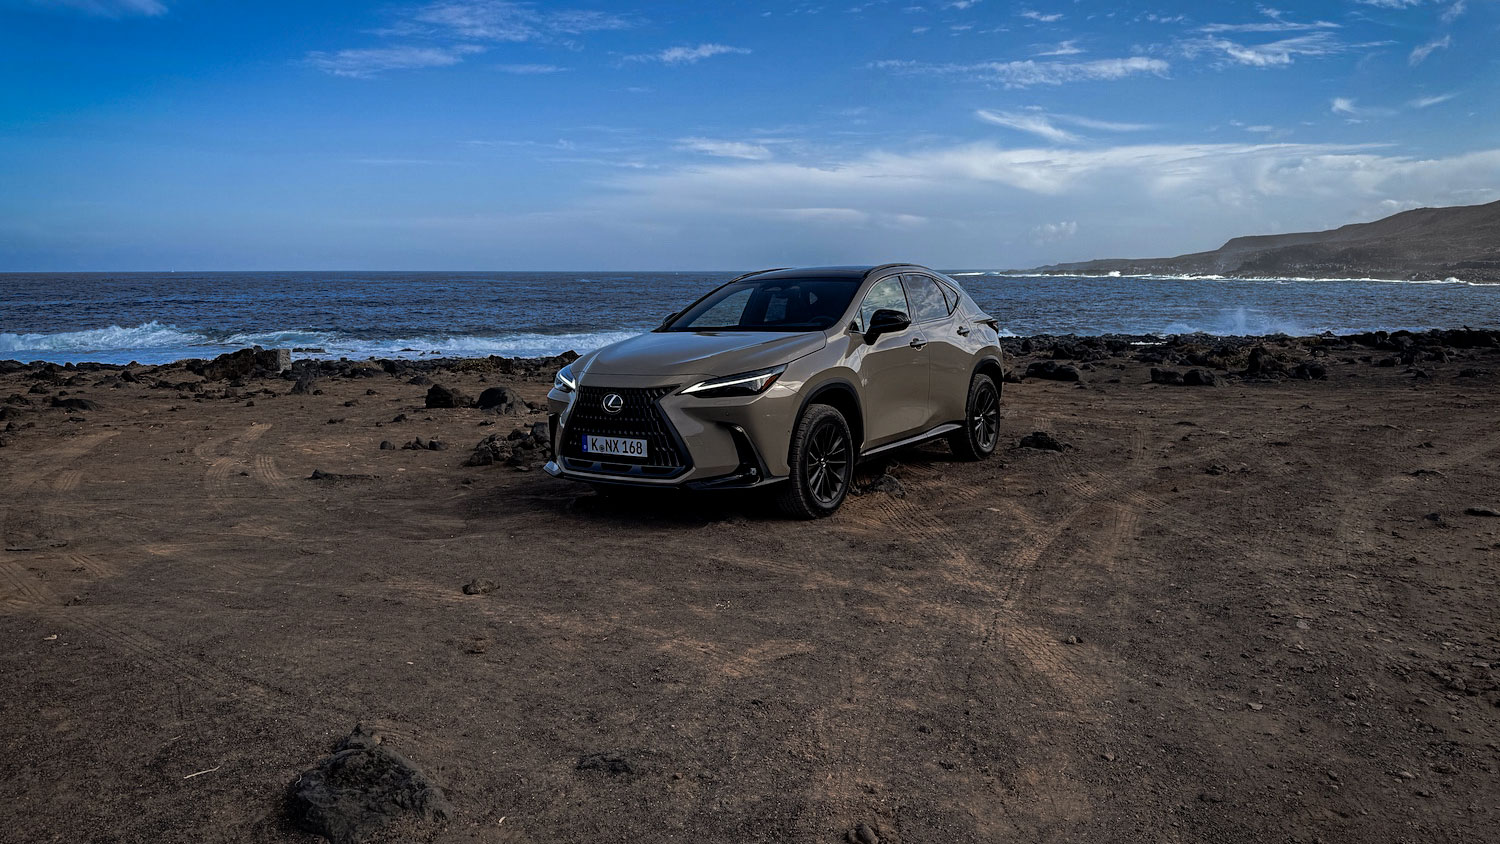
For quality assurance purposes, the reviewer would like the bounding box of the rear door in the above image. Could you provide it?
[853,275,930,446]
[901,273,971,426]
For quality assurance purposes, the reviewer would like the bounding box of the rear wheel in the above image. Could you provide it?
[776,404,854,518]
[948,373,1000,460]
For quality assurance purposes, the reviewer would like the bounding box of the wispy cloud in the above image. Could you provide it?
[307,45,484,78]
[1410,92,1457,108]
[1442,1,1467,23]
[628,43,752,64]
[495,63,565,74]
[1199,9,1340,34]
[1184,32,1346,67]
[976,110,1078,143]
[976,108,1153,143]
[1030,220,1077,243]
[1034,39,1083,57]
[31,0,165,16]
[676,137,773,160]
[875,55,1168,87]
[1408,34,1450,65]
[383,0,630,42]
[1331,97,1396,119]
[1019,10,1063,23]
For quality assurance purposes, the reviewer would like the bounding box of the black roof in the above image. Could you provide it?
[735,263,925,281]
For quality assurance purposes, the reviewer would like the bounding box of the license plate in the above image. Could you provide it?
[581,435,647,458]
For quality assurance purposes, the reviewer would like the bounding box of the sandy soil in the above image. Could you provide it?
[2,338,1498,844]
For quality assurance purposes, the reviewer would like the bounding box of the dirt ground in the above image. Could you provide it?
[2,345,1498,843]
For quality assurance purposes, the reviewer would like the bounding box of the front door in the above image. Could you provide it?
[854,275,930,446]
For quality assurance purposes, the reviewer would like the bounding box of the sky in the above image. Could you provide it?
[0,0,1496,271]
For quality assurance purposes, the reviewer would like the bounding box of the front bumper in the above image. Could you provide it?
[545,375,794,489]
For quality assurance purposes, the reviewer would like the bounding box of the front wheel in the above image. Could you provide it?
[948,373,1000,460]
[776,404,854,518]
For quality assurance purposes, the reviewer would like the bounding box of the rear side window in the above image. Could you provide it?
[858,276,909,332]
[937,282,959,314]
[901,274,950,324]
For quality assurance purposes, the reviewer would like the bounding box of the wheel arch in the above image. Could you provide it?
[972,353,1005,397]
[794,377,864,454]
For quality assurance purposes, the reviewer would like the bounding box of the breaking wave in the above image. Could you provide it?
[0,322,641,364]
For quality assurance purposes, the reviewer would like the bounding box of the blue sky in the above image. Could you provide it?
[1,0,1495,270]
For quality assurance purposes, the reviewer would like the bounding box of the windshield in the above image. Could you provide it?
[663,277,860,332]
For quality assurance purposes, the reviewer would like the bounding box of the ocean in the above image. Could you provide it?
[2,271,1498,366]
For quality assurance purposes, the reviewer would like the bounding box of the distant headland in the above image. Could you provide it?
[1018,199,1500,282]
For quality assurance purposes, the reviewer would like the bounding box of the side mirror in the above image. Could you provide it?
[864,308,911,344]
[658,312,678,329]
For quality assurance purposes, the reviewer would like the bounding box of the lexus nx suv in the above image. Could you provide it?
[543,264,1005,517]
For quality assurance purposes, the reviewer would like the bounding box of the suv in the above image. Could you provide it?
[543,264,1005,517]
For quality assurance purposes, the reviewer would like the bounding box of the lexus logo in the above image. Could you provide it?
[602,393,624,414]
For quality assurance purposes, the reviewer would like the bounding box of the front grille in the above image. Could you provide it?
[561,386,687,473]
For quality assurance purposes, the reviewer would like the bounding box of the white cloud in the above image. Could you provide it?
[676,138,773,160]
[1330,97,1396,119]
[1442,1,1467,22]
[31,0,165,16]
[1185,32,1345,67]
[977,109,1152,142]
[947,1,982,9]
[1019,10,1063,23]
[1030,221,1077,243]
[1034,39,1083,57]
[1408,35,1450,65]
[875,55,1168,87]
[495,63,565,74]
[306,45,485,78]
[1409,92,1456,108]
[581,140,1500,266]
[628,43,752,64]
[976,110,1078,143]
[389,1,630,42]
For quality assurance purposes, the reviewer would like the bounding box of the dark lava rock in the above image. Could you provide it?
[402,437,447,452]
[1181,368,1222,387]
[1017,431,1067,452]
[466,423,552,467]
[379,441,395,451]
[576,752,635,777]
[50,397,100,412]
[1465,506,1500,518]
[858,473,906,498]
[407,375,432,386]
[461,579,497,595]
[424,384,472,409]
[287,724,450,844]
[291,373,317,395]
[1150,368,1183,385]
[846,823,882,844]
[1244,346,1287,377]
[475,385,527,414]
[390,413,408,423]
[308,469,378,482]
[1291,361,1328,380]
[1023,360,1082,382]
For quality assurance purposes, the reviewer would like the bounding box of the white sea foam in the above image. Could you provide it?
[0,322,643,364]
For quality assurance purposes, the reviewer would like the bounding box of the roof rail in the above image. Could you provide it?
[728,266,792,282]
[865,262,916,277]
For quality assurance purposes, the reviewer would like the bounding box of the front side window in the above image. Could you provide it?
[665,277,860,332]
[901,274,950,324]
[857,277,909,332]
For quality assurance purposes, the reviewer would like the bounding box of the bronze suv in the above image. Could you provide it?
[544,264,1005,517]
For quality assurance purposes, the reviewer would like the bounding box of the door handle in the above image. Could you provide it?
[909,337,927,350]
[956,325,971,336]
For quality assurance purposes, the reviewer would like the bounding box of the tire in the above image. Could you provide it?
[948,373,1000,461]
[776,404,854,519]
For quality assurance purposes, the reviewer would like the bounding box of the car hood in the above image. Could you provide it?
[580,330,827,379]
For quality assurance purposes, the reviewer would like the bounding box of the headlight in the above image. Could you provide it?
[681,365,786,399]
[553,362,577,393]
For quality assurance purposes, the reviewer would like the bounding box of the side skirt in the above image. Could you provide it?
[858,422,963,460]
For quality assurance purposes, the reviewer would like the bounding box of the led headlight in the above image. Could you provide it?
[553,362,578,393]
[681,365,786,399]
